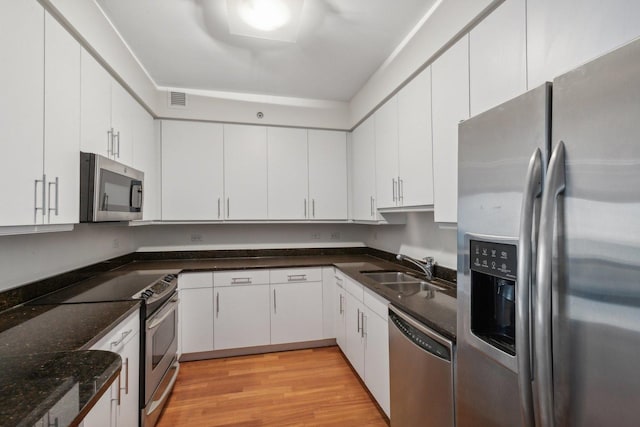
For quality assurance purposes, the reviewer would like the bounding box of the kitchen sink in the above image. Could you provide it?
[384,281,446,294]
[361,271,422,283]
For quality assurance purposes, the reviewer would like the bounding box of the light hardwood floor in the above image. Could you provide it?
[156,346,389,426]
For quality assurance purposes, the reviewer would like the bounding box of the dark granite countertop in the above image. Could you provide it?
[0,301,138,427]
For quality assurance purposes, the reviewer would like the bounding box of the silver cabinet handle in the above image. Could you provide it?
[34,174,46,222]
[273,289,277,314]
[110,329,133,349]
[361,313,366,338]
[48,177,59,218]
[227,197,230,218]
[357,308,361,332]
[216,292,219,318]
[339,294,343,314]
[399,177,404,204]
[334,275,343,287]
[118,357,129,395]
[312,199,315,218]
[217,198,221,219]
[115,131,121,158]
[516,149,543,427]
[392,178,396,202]
[107,128,114,156]
[370,196,374,217]
[287,274,307,282]
[231,277,252,284]
[304,198,307,218]
[535,142,566,427]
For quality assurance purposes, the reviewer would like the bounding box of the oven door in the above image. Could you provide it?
[145,294,178,404]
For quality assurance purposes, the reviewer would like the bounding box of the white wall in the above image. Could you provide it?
[0,224,137,292]
[136,223,369,251]
[366,212,457,269]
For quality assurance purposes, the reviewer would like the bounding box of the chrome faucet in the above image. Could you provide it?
[396,254,435,280]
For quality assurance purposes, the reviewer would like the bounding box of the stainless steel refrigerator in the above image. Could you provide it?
[457,38,640,427]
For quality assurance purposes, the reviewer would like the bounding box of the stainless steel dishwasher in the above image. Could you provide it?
[389,305,454,427]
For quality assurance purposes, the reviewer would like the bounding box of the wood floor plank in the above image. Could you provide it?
[156,346,389,426]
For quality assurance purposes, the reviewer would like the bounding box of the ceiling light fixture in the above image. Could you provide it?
[238,0,290,32]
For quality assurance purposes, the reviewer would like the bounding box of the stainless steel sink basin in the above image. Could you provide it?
[361,271,422,283]
[384,281,446,294]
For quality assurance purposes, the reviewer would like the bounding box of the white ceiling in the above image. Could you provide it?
[96,0,438,102]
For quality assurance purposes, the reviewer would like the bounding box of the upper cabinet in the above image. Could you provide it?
[308,130,348,220]
[132,104,159,221]
[161,120,224,221]
[432,35,470,224]
[374,98,399,209]
[224,124,268,220]
[80,50,136,166]
[351,117,377,221]
[267,127,309,220]
[469,0,527,116]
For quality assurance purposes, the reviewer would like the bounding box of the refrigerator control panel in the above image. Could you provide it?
[470,240,517,280]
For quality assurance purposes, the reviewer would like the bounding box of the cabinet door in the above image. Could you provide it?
[180,287,214,353]
[214,285,270,350]
[335,278,347,351]
[267,127,308,220]
[351,117,377,221]
[44,12,80,225]
[470,0,527,116]
[80,49,112,158]
[271,282,323,345]
[364,307,390,417]
[321,267,336,339]
[80,380,116,427]
[132,104,159,221]
[0,0,44,226]
[375,97,399,209]
[162,121,224,220]
[117,330,140,427]
[308,130,348,220]
[398,66,434,207]
[224,124,268,219]
[110,82,135,165]
[344,292,365,378]
[432,35,470,223]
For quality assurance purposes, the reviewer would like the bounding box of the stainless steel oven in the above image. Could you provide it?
[143,292,179,427]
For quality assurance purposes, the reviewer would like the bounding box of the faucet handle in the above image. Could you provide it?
[423,256,435,264]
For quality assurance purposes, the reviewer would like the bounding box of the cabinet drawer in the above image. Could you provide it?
[214,269,270,287]
[178,272,213,289]
[364,287,389,320]
[345,277,364,302]
[270,267,322,284]
[91,309,140,351]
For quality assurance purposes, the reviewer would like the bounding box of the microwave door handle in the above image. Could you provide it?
[102,193,109,211]
[535,141,566,427]
[516,148,543,427]
[130,181,143,209]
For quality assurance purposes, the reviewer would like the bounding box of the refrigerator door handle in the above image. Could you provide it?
[516,148,543,427]
[535,141,566,427]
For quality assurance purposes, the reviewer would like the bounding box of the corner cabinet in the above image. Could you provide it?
[432,35,470,223]
[178,272,214,354]
[351,116,377,221]
[308,130,348,220]
[223,124,268,220]
[161,120,224,220]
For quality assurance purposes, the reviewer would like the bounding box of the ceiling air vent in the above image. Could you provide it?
[168,91,187,108]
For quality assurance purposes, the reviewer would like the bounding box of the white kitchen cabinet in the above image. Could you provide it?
[223,124,268,220]
[308,130,348,220]
[44,12,80,225]
[213,283,271,350]
[321,267,337,339]
[363,290,390,417]
[178,272,214,354]
[527,0,640,89]
[470,0,527,116]
[334,271,347,350]
[34,383,79,427]
[351,116,377,221]
[397,66,434,208]
[0,1,44,226]
[86,310,140,427]
[374,98,399,209]
[432,35,470,223]
[162,121,224,220]
[270,280,323,344]
[344,290,366,378]
[132,104,159,221]
[267,127,309,219]
[80,49,136,165]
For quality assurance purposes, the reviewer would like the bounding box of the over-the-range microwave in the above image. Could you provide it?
[80,152,144,222]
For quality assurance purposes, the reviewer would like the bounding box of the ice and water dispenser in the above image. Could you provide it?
[469,240,518,356]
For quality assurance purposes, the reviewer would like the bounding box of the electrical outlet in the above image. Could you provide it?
[112,238,120,249]
[190,233,203,242]
[311,233,321,240]
[330,232,341,240]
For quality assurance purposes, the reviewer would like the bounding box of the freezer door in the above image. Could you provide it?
[550,38,640,426]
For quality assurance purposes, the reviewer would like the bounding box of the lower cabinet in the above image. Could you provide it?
[270,281,323,345]
[213,284,271,350]
[83,310,140,427]
[178,272,214,354]
[337,276,391,417]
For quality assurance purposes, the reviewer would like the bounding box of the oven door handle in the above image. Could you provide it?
[147,300,178,331]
